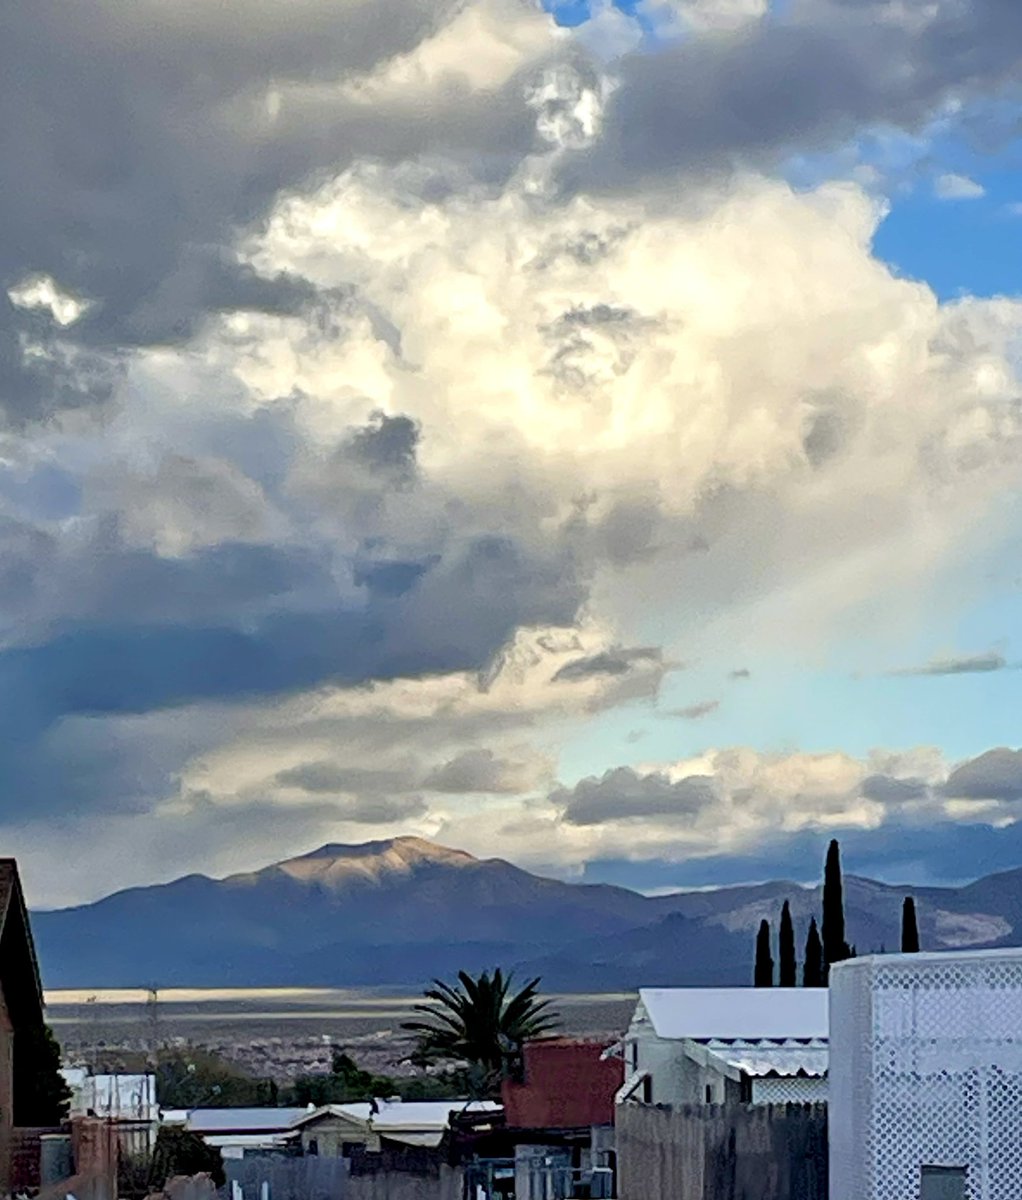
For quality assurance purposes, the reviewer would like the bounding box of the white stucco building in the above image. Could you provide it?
[617,988,829,1108]
[830,949,1022,1200]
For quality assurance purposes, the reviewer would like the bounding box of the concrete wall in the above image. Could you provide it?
[616,1102,828,1200]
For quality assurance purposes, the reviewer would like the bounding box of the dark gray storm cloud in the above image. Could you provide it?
[552,645,661,682]
[423,749,526,794]
[666,700,720,720]
[859,774,930,805]
[554,765,718,825]
[566,0,1022,191]
[0,516,581,819]
[943,748,1022,802]
[343,413,421,484]
[0,0,543,421]
[888,652,1008,677]
[274,763,411,795]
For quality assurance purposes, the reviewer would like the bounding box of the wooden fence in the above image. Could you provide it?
[617,1102,828,1200]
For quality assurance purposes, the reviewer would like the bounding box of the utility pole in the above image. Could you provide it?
[145,986,160,1122]
[145,987,160,1059]
[86,995,99,1076]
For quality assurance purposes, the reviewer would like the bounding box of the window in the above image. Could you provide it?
[705,1085,714,1104]
[920,1166,967,1200]
[307,1139,318,1156]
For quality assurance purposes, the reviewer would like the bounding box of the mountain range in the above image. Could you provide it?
[30,836,1022,989]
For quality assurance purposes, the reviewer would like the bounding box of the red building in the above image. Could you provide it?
[501,1037,624,1130]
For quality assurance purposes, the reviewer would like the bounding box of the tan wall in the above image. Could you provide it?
[300,1116,380,1156]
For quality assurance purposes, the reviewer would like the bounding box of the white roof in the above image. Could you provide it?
[203,1134,299,1149]
[382,1132,446,1148]
[292,1099,501,1133]
[183,1109,309,1133]
[638,988,829,1041]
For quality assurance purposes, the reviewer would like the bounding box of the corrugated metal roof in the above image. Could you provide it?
[699,1039,828,1079]
[203,1134,299,1149]
[291,1099,501,1132]
[185,1109,309,1133]
[372,1101,500,1131]
[638,988,828,1041]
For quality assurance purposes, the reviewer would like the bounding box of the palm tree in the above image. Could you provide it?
[403,969,559,1092]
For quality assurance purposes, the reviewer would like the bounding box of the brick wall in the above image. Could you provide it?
[502,1039,623,1129]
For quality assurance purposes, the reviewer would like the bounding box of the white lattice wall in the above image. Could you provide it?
[829,950,1022,1200]
[750,1075,828,1105]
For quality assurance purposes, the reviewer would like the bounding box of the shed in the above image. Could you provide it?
[291,1099,502,1156]
[619,988,829,1107]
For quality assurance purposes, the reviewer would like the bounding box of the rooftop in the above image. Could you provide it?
[292,1099,501,1131]
[175,1108,310,1133]
[637,988,829,1041]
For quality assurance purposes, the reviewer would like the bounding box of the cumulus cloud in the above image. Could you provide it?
[1,0,1021,903]
[934,173,986,201]
[536,744,1022,884]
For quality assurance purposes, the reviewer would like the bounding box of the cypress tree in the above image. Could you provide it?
[901,897,920,953]
[803,917,824,988]
[754,919,774,987]
[822,838,852,979]
[779,900,797,987]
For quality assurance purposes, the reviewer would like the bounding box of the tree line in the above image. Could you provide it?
[754,839,920,987]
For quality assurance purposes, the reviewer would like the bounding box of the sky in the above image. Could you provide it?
[5,0,1022,908]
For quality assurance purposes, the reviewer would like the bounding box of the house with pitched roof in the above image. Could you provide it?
[291,1098,502,1156]
[616,988,829,1108]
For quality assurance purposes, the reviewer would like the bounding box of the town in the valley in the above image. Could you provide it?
[1,839,1014,1200]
